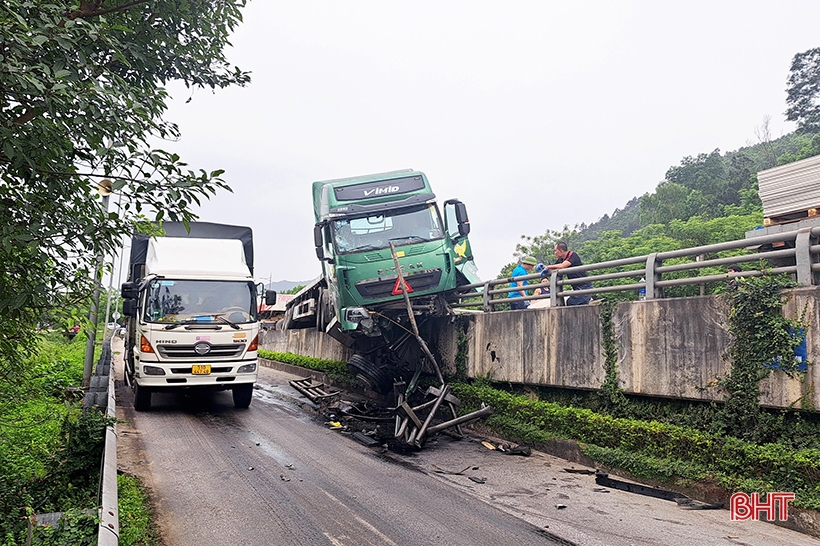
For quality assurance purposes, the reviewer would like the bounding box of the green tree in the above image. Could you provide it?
[1,1,249,376]
[785,46,820,134]
[638,182,713,226]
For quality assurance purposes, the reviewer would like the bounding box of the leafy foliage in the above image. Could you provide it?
[454,382,820,510]
[508,129,819,277]
[1,0,249,377]
[717,274,808,441]
[118,474,158,546]
[257,350,352,382]
[0,333,109,543]
[786,47,820,134]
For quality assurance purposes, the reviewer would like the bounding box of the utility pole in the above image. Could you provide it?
[83,179,113,388]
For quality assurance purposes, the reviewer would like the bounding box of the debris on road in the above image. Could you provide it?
[352,431,380,447]
[480,440,530,456]
[431,464,472,475]
[289,377,340,403]
[595,471,723,510]
[468,476,486,484]
[563,467,595,475]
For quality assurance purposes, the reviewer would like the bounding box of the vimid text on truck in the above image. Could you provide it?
[120,222,274,411]
[283,169,480,394]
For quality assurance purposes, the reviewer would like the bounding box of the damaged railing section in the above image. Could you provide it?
[289,377,341,404]
[393,384,493,449]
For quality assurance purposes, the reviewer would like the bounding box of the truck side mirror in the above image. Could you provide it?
[455,202,470,236]
[314,224,325,261]
[122,299,137,317]
[265,290,277,305]
[121,282,137,300]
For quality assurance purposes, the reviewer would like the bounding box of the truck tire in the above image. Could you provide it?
[316,289,326,332]
[316,289,333,333]
[233,384,253,409]
[279,307,293,331]
[347,354,393,394]
[133,383,152,412]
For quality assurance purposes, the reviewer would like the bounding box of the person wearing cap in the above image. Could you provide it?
[508,255,537,310]
[544,242,593,306]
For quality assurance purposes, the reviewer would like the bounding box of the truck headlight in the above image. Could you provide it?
[344,307,370,323]
[237,363,256,373]
[143,365,165,376]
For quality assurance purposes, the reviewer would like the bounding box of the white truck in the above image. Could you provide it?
[120,222,272,411]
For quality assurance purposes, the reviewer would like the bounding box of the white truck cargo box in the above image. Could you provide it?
[145,238,251,278]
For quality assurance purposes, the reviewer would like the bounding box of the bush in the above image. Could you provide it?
[454,382,820,510]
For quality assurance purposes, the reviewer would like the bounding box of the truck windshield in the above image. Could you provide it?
[331,204,444,255]
[143,280,257,324]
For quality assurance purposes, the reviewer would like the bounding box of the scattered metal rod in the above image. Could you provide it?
[432,464,472,475]
[414,384,451,448]
[289,377,340,403]
[426,404,493,435]
[595,471,723,509]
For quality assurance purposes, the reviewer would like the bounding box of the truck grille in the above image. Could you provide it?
[355,269,442,300]
[156,344,244,359]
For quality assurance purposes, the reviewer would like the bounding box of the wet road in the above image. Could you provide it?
[116,370,565,546]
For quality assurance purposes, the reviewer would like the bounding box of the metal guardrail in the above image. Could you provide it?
[95,336,118,546]
[452,226,820,311]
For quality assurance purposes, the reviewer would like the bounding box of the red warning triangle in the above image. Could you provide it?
[392,277,413,295]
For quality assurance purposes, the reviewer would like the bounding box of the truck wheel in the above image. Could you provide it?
[133,383,152,412]
[233,384,253,408]
[347,354,393,394]
[316,289,326,332]
[279,307,293,331]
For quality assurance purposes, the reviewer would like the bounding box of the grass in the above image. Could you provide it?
[118,474,159,546]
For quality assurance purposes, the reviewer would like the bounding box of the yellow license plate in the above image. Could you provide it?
[192,365,211,375]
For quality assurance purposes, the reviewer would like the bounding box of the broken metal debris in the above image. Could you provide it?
[481,440,531,456]
[595,471,723,510]
[431,464,472,475]
[352,431,380,447]
[392,385,494,449]
[289,377,340,403]
[468,476,486,484]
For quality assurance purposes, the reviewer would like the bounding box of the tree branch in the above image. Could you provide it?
[68,0,151,20]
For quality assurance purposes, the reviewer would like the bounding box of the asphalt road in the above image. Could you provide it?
[116,372,566,545]
[114,344,818,546]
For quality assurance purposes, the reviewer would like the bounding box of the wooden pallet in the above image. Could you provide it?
[763,207,819,226]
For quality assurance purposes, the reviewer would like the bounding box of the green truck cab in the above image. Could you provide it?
[286,169,480,392]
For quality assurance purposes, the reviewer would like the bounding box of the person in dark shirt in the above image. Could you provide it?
[544,242,593,306]
[726,263,742,291]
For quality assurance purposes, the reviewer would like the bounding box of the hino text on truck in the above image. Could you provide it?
[282,169,481,394]
[120,222,272,411]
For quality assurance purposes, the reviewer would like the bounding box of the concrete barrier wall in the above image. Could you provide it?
[259,287,820,411]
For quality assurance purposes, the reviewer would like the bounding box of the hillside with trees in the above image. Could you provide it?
[508,46,820,275]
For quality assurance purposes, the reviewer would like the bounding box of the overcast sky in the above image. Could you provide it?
[155,1,820,284]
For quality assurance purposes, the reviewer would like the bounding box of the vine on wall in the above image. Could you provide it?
[718,274,808,442]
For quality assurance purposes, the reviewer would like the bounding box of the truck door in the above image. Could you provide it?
[443,199,481,285]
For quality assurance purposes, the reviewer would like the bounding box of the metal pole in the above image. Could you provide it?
[83,190,110,388]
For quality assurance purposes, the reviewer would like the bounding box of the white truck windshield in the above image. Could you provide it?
[331,204,444,254]
[143,280,257,324]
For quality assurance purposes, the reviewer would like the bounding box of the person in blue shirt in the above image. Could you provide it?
[508,255,537,310]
